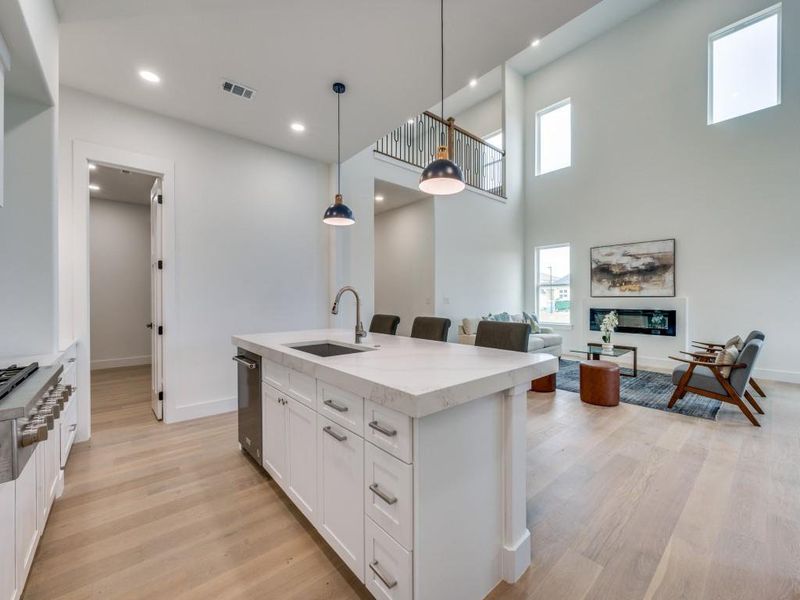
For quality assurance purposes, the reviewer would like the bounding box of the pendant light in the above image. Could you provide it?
[323,82,355,226]
[419,0,465,195]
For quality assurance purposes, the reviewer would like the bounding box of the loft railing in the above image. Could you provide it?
[374,111,506,198]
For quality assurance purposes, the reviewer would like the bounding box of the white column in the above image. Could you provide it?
[501,382,531,582]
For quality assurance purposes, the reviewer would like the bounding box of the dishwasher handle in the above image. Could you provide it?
[232,355,258,370]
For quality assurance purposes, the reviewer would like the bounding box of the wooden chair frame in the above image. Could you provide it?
[668,356,763,427]
[691,340,767,398]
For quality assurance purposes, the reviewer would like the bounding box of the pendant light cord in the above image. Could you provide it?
[337,89,341,195]
[440,0,445,147]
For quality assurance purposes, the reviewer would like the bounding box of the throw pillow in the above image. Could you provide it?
[493,312,511,322]
[725,335,744,351]
[523,312,541,334]
[715,344,740,378]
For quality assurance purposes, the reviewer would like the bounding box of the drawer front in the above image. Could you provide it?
[60,396,78,468]
[288,369,316,409]
[365,517,412,600]
[364,400,412,463]
[262,358,290,392]
[365,443,413,550]
[317,382,364,435]
[317,415,365,581]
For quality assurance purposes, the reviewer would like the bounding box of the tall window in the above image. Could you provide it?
[535,98,571,176]
[483,130,503,192]
[709,4,781,124]
[535,244,571,325]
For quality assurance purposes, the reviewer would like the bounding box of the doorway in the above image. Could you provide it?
[87,163,164,421]
[373,179,435,336]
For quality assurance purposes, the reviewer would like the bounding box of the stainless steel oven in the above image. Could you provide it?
[233,349,261,463]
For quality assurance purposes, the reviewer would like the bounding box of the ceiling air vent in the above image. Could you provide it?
[221,79,256,100]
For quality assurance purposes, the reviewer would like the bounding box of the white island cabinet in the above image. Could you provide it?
[233,329,558,600]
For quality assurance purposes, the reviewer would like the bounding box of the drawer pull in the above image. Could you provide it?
[232,355,258,369]
[368,420,397,437]
[369,483,397,505]
[323,425,347,442]
[323,398,349,413]
[369,560,397,589]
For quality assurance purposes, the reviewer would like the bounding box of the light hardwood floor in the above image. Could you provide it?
[23,366,800,599]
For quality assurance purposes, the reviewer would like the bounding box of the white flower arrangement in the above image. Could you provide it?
[601,311,619,344]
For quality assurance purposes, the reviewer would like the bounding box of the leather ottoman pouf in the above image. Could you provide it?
[530,373,556,393]
[579,360,620,407]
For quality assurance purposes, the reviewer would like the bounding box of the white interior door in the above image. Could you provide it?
[150,178,164,420]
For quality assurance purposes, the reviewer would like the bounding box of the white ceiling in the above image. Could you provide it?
[89,164,157,205]
[55,0,602,163]
[374,179,431,215]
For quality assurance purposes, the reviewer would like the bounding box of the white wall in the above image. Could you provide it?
[374,199,435,336]
[524,0,800,380]
[0,97,58,357]
[452,92,503,140]
[60,87,332,422]
[89,198,151,369]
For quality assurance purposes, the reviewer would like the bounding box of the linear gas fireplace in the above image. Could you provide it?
[590,308,676,337]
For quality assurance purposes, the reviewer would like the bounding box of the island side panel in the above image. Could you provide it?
[413,392,504,600]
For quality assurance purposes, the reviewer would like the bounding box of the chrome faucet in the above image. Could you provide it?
[331,286,366,344]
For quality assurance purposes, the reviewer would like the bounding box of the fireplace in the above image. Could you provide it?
[590,308,676,337]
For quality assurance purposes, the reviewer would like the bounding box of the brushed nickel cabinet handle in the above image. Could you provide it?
[323,425,347,442]
[369,483,397,505]
[324,399,349,413]
[369,560,397,589]
[368,420,397,437]
[232,355,258,370]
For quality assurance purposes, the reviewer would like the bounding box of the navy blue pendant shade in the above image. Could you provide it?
[323,194,355,226]
[324,82,355,226]
[419,146,465,195]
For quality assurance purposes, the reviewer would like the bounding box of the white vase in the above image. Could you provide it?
[602,342,614,352]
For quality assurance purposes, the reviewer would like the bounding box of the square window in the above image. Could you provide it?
[709,4,781,124]
[535,99,571,176]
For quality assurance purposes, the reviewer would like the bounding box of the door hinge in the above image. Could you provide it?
[158,326,163,335]
[157,194,163,204]
[158,391,163,401]
[157,260,163,270]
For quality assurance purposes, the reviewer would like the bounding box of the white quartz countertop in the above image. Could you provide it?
[232,329,558,418]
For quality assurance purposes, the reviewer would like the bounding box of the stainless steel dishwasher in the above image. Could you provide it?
[233,349,261,463]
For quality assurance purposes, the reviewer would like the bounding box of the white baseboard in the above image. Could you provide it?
[166,395,237,424]
[752,367,800,384]
[91,355,151,370]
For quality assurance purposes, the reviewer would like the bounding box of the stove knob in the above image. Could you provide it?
[20,422,48,446]
[42,403,61,419]
[30,409,55,430]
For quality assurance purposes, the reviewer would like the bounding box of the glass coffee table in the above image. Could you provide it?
[571,343,638,377]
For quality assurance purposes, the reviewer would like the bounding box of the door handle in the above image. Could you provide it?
[369,561,397,589]
[146,322,153,329]
[322,425,347,442]
[369,483,397,505]
[232,356,258,370]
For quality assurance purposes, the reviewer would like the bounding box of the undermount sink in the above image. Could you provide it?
[287,341,374,357]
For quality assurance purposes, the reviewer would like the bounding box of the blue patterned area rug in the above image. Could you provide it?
[556,359,721,420]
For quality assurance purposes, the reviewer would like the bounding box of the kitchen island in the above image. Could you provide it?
[232,328,558,600]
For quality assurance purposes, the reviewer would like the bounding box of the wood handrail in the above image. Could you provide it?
[422,110,505,155]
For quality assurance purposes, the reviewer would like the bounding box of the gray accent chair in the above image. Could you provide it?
[410,317,451,342]
[669,338,764,426]
[474,321,531,353]
[369,314,400,335]
[691,330,767,397]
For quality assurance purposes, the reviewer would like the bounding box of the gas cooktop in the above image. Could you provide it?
[0,362,39,401]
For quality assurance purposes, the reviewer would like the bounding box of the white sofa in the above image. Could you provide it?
[457,316,563,356]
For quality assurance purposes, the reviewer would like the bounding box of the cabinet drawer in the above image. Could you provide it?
[262,358,290,392]
[365,443,413,550]
[317,382,363,435]
[60,396,78,468]
[365,400,412,463]
[365,517,412,600]
[288,369,315,408]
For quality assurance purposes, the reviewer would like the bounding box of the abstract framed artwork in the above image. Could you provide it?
[590,239,676,297]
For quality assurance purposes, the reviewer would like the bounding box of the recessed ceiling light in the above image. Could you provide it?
[290,122,306,132]
[375,195,384,202]
[89,184,100,191]
[531,38,541,47]
[88,163,97,171]
[138,70,161,83]
[469,79,478,87]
